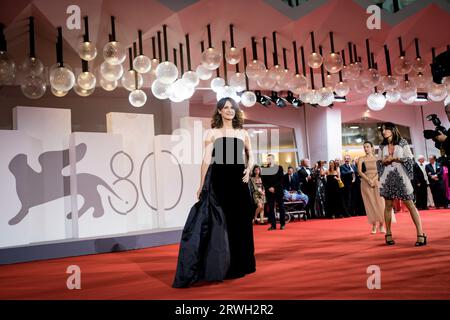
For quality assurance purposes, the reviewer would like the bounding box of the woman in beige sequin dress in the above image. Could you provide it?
[358,141,395,234]
[250,165,266,224]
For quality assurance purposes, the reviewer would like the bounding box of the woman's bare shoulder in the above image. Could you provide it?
[205,128,218,142]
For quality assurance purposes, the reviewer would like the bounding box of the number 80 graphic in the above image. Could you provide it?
[107,150,184,215]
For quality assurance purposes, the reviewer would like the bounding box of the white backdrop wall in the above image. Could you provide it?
[0,107,199,248]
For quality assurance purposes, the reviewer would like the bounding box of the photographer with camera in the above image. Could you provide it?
[423,103,450,166]
[434,103,450,155]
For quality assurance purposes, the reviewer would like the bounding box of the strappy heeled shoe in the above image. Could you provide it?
[415,234,427,246]
[385,233,395,245]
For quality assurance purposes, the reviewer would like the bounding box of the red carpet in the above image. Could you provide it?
[1,209,450,300]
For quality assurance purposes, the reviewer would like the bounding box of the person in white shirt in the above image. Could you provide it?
[413,155,429,210]
[297,159,315,218]
[426,155,447,209]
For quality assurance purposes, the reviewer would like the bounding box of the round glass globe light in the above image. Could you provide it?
[50,66,75,92]
[201,47,222,70]
[348,62,362,80]
[0,51,16,84]
[428,83,447,102]
[151,79,170,99]
[77,71,96,90]
[229,72,246,92]
[413,57,427,73]
[381,75,399,90]
[74,84,95,97]
[182,70,200,87]
[353,80,374,94]
[325,73,339,89]
[168,78,195,102]
[413,73,432,90]
[323,52,343,73]
[318,87,334,107]
[129,89,147,107]
[341,65,353,81]
[386,89,401,103]
[51,86,68,97]
[401,92,417,104]
[277,70,294,90]
[20,56,44,77]
[225,47,241,65]
[241,91,257,107]
[211,77,226,93]
[367,92,387,111]
[216,85,236,101]
[311,89,322,104]
[334,81,350,96]
[442,76,450,88]
[257,71,277,90]
[100,61,124,81]
[398,79,417,95]
[78,41,97,61]
[307,52,323,69]
[360,68,380,87]
[443,95,450,107]
[246,60,266,80]
[268,65,285,82]
[121,70,144,91]
[133,55,152,74]
[196,64,213,80]
[103,41,126,65]
[394,56,413,75]
[287,74,308,92]
[155,61,178,84]
[100,77,117,91]
[20,75,46,99]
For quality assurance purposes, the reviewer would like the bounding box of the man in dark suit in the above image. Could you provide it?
[353,158,366,216]
[283,166,299,192]
[413,155,428,210]
[297,158,315,218]
[340,155,356,216]
[426,155,447,209]
[262,154,286,230]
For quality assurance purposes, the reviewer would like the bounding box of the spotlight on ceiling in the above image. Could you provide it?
[255,90,271,107]
[415,92,428,102]
[285,91,303,108]
[333,96,347,102]
[270,91,287,108]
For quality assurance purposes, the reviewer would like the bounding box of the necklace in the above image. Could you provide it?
[388,144,395,156]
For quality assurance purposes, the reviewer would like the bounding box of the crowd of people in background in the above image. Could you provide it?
[248,147,450,233]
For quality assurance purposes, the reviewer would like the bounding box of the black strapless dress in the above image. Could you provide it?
[172,137,256,288]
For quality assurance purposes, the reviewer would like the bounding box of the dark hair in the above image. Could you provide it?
[287,166,294,171]
[211,97,244,129]
[328,160,336,171]
[379,122,402,145]
[267,153,274,158]
[363,140,374,147]
[251,165,261,177]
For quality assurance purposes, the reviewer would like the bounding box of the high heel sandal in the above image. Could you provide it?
[415,234,427,246]
[385,233,395,245]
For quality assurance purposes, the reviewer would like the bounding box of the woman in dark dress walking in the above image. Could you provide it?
[325,160,345,218]
[172,97,256,288]
[312,160,327,218]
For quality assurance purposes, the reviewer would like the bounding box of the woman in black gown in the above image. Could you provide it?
[325,160,345,218]
[172,97,256,288]
[312,161,327,218]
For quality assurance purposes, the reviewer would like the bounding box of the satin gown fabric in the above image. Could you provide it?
[172,136,255,288]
